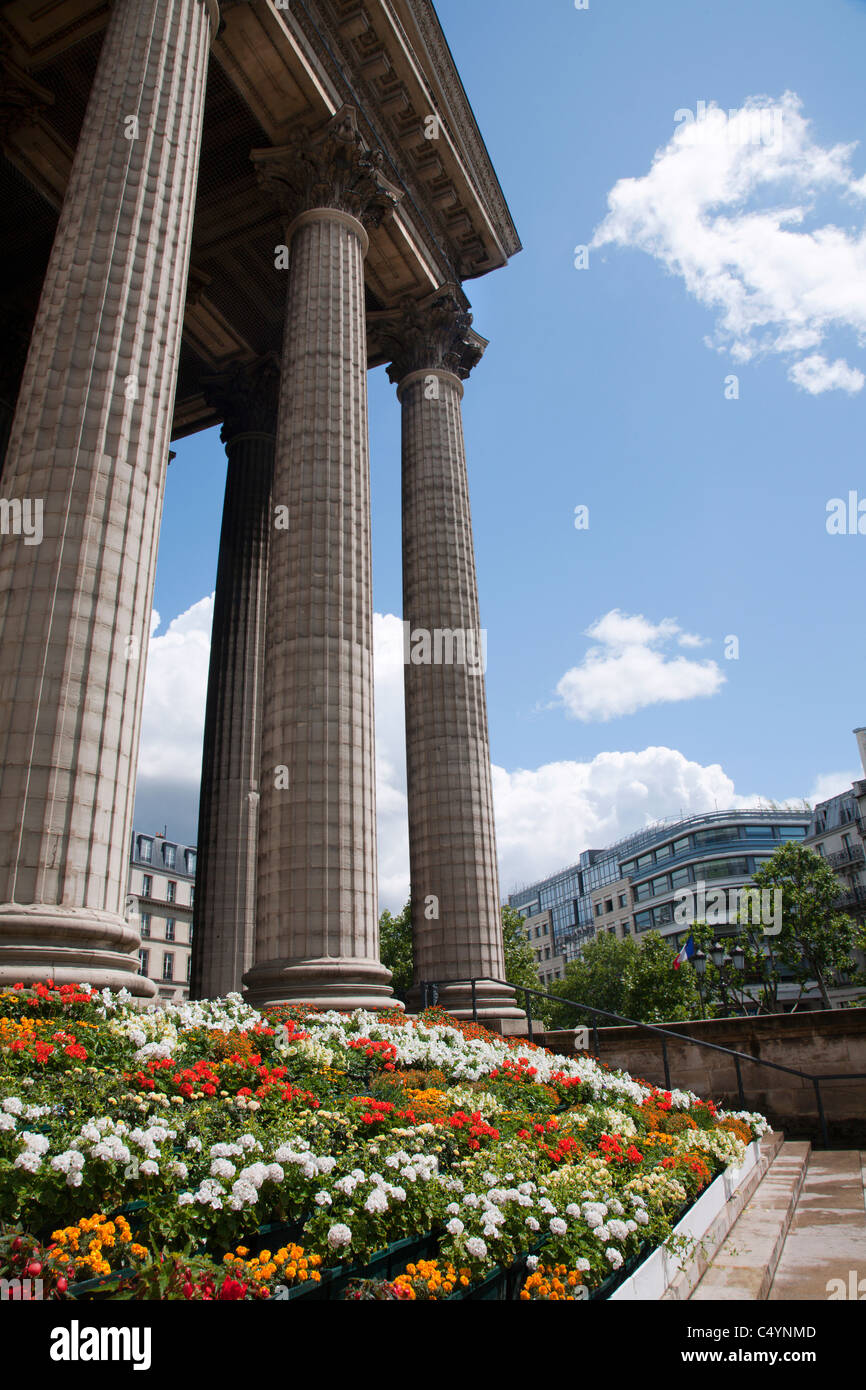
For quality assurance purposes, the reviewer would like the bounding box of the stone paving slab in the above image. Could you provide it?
[691,1141,810,1301]
[768,1150,866,1300]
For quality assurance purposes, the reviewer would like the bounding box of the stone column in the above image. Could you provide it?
[245,107,403,1009]
[190,356,278,1001]
[379,287,522,1022]
[0,0,218,995]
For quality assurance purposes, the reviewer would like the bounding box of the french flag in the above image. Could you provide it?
[674,934,696,971]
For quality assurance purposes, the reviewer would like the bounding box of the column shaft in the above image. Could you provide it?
[246,210,391,1008]
[192,417,273,1001]
[400,368,521,1021]
[0,0,216,993]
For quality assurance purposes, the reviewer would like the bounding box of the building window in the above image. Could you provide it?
[634,882,653,902]
[594,903,602,917]
[815,843,824,857]
[672,837,691,854]
[671,866,692,888]
[637,853,654,868]
[163,843,176,868]
[140,914,151,939]
[651,875,669,896]
[141,874,152,898]
[618,894,627,908]
[166,880,176,903]
[162,953,174,982]
[779,826,806,840]
[635,911,653,932]
[185,850,197,875]
[137,837,152,863]
[188,922,194,943]
[604,899,613,914]
[186,955,191,983]
[189,886,194,907]
[694,827,741,847]
[655,843,672,859]
[165,920,175,942]
[138,950,149,976]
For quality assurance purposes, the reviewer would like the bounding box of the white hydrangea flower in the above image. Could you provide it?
[549,1217,567,1236]
[606,1247,624,1270]
[465,1237,487,1260]
[327,1223,352,1250]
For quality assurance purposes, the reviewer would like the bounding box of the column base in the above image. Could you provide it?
[0,904,156,998]
[242,956,403,1013]
[409,978,526,1026]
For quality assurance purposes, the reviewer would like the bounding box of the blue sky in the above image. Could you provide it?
[136,0,866,904]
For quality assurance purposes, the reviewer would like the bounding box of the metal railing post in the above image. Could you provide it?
[734,1054,746,1109]
[661,1037,672,1091]
[814,1079,829,1149]
[525,989,533,1043]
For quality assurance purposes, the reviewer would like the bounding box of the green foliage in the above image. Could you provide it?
[378,899,413,992]
[548,930,703,1028]
[622,932,703,1024]
[500,905,552,1026]
[547,932,636,1029]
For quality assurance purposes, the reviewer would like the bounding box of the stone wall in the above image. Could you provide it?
[535,1009,866,1145]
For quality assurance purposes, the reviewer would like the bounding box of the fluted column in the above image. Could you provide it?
[0,0,218,995]
[191,356,278,1001]
[245,107,403,1009]
[379,287,521,1021]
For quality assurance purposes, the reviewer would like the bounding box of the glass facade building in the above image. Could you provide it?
[508,809,810,960]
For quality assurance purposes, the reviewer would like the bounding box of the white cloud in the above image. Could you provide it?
[807,769,859,804]
[552,609,724,722]
[494,748,784,895]
[137,596,213,785]
[134,602,786,913]
[787,354,865,394]
[592,92,866,392]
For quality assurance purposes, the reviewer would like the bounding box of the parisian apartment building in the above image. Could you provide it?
[803,728,866,940]
[128,831,197,1005]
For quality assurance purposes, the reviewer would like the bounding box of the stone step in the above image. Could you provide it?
[690,1138,811,1300]
[768,1148,866,1300]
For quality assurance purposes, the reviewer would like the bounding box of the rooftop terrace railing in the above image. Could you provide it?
[419,976,866,1149]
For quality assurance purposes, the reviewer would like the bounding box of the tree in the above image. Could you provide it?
[690,843,866,1014]
[378,899,413,992]
[547,933,637,1029]
[622,931,703,1024]
[748,842,864,1010]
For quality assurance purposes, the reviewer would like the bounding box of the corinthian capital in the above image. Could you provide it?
[202,354,281,443]
[371,284,488,386]
[251,105,402,231]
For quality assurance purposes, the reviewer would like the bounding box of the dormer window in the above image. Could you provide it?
[137,836,152,864]
[163,843,176,869]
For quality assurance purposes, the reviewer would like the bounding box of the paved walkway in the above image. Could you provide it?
[769,1150,866,1300]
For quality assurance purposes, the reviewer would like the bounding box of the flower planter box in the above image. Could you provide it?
[607,1139,763,1301]
[69,1267,138,1298]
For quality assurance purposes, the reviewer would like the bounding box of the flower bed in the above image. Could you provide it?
[0,980,769,1301]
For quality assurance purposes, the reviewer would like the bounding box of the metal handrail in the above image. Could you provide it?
[418,976,866,1149]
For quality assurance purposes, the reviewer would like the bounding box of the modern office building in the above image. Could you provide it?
[509,809,811,962]
[128,832,196,1005]
[518,909,567,988]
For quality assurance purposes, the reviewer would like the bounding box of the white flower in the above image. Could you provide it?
[2,1098,24,1115]
[446,1203,461,1216]
[549,1217,567,1236]
[186,1136,203,1152]
[315,1192,332,1207]
[170,1161,188,1180]
[566,1204,580,1218]
[608,1219,629,1242]
[575,1258,590,1273]
[526,1256,539,1272]
[606,1247,624,1270]
[446,1218,464,1236]
[178,1192,195,1207]
[0,1114,16,1132]
[140,1159,159,1177]
[13,1151,43,1173]
[21,1132,50,1155]
[635,1210,649,1226]
[327,1223,352,1250]
[364,1189,389,1215]
[210,1158,236,1180]
[465,1238,487,1260]
[334,1176,358,1197]
[525,1217,540,1231]
[595,1225,611,1243]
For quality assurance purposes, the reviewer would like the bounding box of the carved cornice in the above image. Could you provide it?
[0,45,54,144]
[370,283,486,384]
[251,105,403,231]
[202,353,281,444]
